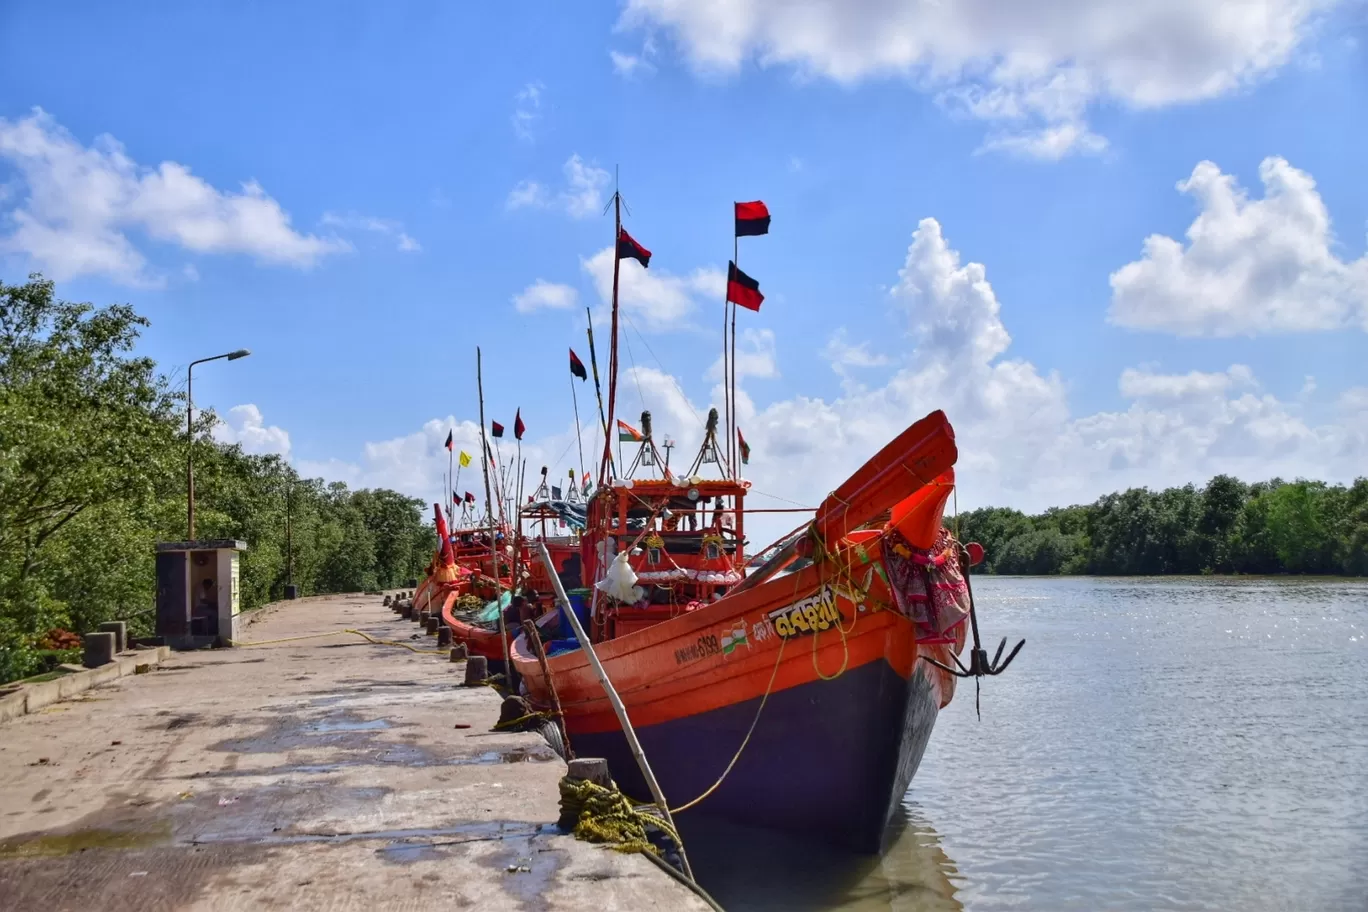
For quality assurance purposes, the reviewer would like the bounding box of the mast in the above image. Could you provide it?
[476,346,512,677]
[601,187,622,484]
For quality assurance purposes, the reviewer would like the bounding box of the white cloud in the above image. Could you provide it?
[619,0,1339,157]
[708,328,779,381]
[506,154,611,219]
[513,279,578,313]
[319,211,421,253]
[581,246,724,332]
[506,180,549,210]
[610,50,657,78]
[512,82,544,141]
[0,108,348,284]
[291,217,1368,546]
[212,404,291,457]
[1110,157,1368,335]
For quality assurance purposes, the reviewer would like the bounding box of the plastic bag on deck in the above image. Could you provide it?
[596,552,644,604]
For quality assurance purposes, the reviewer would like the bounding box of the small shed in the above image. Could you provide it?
[155,539,247,649]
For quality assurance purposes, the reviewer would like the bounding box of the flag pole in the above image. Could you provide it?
[476,346,512,679]
[448,437,455,529]
[602,182,622,484]
[586,310,612,478]
[731,226,739,477]
[570,371,586,481]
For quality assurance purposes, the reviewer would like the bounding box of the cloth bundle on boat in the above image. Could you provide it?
[525,498,589,531]
[883,527,971,639]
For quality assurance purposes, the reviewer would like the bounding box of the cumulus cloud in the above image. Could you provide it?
[513,279,578,313]
[581,246,724,332]
[0,108,348,284]
[708,328,779,382]
[512,82,544,141]
[507,154,610,219]
[212,404,292,457]
[319,211,421,253]
[285,216,1368,545]
[618,0,1339,158]
[1109,157,1368,335]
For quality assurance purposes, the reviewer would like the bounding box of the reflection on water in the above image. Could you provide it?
[697,577,1368,912]
[687,805,962,912]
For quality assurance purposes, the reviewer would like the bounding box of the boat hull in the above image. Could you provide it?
[570,649,943,852]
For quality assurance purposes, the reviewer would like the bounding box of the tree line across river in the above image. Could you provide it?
[1,275,436,684]
[956,475,1368,577]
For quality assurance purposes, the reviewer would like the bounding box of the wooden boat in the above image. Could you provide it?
[512,409,975,851]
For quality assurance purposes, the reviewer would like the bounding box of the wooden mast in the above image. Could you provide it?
[476,346,512,678]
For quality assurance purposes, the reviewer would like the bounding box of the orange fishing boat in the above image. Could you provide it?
[513,410,999,850]
[507,188,1023,852]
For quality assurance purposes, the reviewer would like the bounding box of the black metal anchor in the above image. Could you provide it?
[921,543,1025,718]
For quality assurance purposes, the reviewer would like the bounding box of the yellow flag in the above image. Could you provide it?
[459,450,472,468]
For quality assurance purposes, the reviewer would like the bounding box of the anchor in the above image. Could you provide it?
[921,542,1025,718]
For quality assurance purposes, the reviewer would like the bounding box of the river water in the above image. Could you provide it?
[689,576,1368,912]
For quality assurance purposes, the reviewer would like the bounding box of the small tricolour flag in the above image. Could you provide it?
[617,419,644,442]
[737,428,751,465]
[721,623,750,654]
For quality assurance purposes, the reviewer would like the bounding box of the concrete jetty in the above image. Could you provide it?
[0,593,709,911]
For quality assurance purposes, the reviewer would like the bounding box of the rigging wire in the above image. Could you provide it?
[620,312,703,425]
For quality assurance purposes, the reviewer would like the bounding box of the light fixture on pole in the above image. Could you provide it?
[187,349,251,540]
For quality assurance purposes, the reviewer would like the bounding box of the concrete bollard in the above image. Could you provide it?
[426,616,439,636]
[566,758,613,788]
[449,643,468,662]
[98,621,127,654]
[398,603,411,619]
[464,655,488,686]
[83,631,117,669]
[437,627,453,648]
[383,595,392,607]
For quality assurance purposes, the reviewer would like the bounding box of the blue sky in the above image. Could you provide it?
[2,1,1366,535]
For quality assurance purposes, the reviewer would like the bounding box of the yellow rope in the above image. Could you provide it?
[229,628,447,655]
[492,710,560,731]
[558,777,679,857]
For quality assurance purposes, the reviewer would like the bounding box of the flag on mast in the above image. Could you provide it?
[459,450,472,468]
[514,409,525,441]
[491,421,505,439]
[444,430,453,450]
[569,348,588,380]
[616,228,651,267]
[464,491,476,503]
[735,200,771,237]
[727,262,764,312]
[738,428,751,465]
[617,419,644,442]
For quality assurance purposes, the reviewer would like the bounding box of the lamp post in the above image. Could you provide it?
[187,349,251,540]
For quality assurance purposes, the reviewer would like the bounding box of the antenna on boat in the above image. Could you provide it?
[685,407,730,478]
[624,410,666,479]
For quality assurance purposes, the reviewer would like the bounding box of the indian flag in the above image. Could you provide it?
[618,419,644,442]
[721,624,749,654]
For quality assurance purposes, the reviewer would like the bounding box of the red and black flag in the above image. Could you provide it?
[491,420,505,439]
[514,409,525,441]
[737,428,751,465]
[444,430,453,451]
[616,228,651,268]
[452,490,460,504]
[464,491,476,504]
[735,200,770,237]
[727,261,764,312]
[569,348,587,381]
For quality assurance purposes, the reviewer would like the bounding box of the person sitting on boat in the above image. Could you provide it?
[503,595,525,629]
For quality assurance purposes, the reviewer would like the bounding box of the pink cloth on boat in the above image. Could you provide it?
[883,528,971,637]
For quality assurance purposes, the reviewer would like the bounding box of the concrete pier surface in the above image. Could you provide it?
[0,593,710,911]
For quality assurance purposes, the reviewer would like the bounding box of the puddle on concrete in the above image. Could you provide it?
[306,717,389,733]
[0,821,173,858]
[459,747,559,766]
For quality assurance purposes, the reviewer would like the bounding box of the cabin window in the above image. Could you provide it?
[705,542,720,560]
[648,546,662,565]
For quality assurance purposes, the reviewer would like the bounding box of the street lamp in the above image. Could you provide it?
[187,349,251,540]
